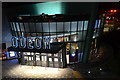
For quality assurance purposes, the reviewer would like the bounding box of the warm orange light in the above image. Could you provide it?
[106,21,108,23]
[110,10,117,13]
[114,10,117,12]
[110,10,113,12]
[106,20,114,23]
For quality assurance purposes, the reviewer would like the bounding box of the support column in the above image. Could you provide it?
[33,53,36,66]
[58,53,61,68]
[21,52,25,65]
[62,44,67,68]
[52,54,55,67]
[82,3,98,63]
[46,53,49,67]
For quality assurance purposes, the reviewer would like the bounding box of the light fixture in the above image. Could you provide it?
[88,71,91,74]
[110,10,117,13]
[18,16,22,20]
[9,51,15,57]
[92,36,95,39]
[32,39,35,41]
[110,10,113,12]
[71,52,76,57]
[100,68,102,71]
[76,47,78,49]
[114,10,117,12]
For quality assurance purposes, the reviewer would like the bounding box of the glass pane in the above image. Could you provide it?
[12,22,17,31]
[19,23,24,32]
[69,34,77,41]
[84,21,88,30]
[50,22,56,32]
[78,21,83,31]
[29,23,35,32]
[24,23,29,32]
[98,20,101,28]
[10,22,14,31]
[71,21,77,31]
[16,22,20,31]
[43,22,49,32]
[36,23,42,32]
[57,22,63,32]
[64,22,70,32]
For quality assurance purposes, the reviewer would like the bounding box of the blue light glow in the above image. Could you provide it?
[27,37,34,49]
[11,36,18,48]
[34,37,42,49]
[94,20,99,29]
[11,36,50,49]
[19,36,26,48]
[71,52,76,57]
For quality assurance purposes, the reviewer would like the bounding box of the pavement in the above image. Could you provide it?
[2,42,120,79]
[2,59,82,79]
[2,58,119,80]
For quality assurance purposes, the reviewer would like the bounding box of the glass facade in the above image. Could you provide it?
[8,15,103,67]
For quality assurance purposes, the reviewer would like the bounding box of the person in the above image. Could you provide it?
[18,58,21,64]
[17,52,22,64]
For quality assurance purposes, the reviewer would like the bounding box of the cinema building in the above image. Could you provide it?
[3,2,105,68]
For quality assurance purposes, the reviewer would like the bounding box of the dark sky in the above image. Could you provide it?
[2,2,120,9]
[2,2,39,8]
[98,2,120,11]
[2,2,120,16]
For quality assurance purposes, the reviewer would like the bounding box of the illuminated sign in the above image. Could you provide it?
[9,51,15,57]
[11,36,50,49]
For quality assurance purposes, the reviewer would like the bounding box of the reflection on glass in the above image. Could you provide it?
[11,20,91,42]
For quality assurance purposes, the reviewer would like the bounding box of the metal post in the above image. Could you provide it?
[46,53,49,67]
[21,52,25,65]
[52,54,55,67]
[62,44,67,68]
[58,52,61,68]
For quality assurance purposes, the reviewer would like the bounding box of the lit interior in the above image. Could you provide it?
[34,2,63,15]
[9,51,15,57]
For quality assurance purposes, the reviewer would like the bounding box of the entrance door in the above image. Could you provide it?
[22,51,63,68]
[66,43,78,64]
